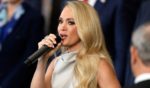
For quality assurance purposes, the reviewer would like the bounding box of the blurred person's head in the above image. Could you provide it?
[2,0,21,4]
[130,22,150,77]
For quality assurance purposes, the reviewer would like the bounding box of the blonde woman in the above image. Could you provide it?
[31,1,120,88]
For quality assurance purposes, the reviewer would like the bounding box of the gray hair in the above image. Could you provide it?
[132,22,150,66]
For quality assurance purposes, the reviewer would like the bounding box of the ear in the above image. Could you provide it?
[130,46,138,65]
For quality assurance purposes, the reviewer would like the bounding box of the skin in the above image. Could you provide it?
[130,46,150,77]
[57,6,81,52]
[97,59,121,88]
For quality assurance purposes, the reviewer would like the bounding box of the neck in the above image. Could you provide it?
[7,1,21,8]
[135,65,150,77]
[66,42,81,53]
[6,1,21,20]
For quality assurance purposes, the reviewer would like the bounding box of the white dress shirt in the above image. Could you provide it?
[134,73,150,84]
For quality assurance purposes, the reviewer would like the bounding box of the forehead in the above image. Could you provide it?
[60,6,73,18]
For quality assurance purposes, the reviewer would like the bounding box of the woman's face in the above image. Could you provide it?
[58,6,81,51]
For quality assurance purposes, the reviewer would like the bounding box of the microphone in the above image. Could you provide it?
[24,35,61,65]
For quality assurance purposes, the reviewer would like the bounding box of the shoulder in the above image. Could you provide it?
[135,80,150,88]
[97,59,115,80]
[123,85,135,88]
[45,57,60,80]
[97,59,121,88]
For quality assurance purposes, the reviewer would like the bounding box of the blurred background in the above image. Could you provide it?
[0,0,149,88]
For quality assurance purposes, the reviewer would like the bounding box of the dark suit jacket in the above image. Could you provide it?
[124,80,150,88]
[134,0,150,28]
[125,0,150,86]
[0,1,44,88]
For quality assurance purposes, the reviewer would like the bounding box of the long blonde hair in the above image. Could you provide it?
[65,1,112,88]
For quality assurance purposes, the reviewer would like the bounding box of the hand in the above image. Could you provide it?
[38,34,61,61]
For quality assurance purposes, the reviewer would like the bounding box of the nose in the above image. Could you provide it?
[58,22,67,31]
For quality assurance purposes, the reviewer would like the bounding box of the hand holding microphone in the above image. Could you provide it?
[24,34,61,65]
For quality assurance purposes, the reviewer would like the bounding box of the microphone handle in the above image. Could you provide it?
[24,35,61,65]
[24,45,50,65]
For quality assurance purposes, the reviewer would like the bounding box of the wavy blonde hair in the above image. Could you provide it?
[65,1,113,88]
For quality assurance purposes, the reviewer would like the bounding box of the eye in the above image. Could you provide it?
[68,20,75,25]
[58,19,63,24]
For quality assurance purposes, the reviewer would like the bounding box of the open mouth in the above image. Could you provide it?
[60,34,67,40]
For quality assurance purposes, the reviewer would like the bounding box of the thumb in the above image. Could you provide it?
[44,43,62,59]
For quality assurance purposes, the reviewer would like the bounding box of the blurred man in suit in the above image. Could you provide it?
[125,0,150,86]
[124,22,150,88]
[134,0,150,29]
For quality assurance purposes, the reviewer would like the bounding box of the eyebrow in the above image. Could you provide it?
[59,17,74,21]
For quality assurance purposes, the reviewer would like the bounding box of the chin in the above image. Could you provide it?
[62,43,70,47]
[62,43,68,47]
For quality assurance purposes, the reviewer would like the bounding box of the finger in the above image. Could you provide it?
[38,41,44,49]
[49,34,56,38]
[38,38,54,49]
[38,34,57,49]
[45,35,56,44]
[47,43,62,57]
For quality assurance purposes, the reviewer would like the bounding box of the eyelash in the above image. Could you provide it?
[58,19,63,24]
[58,19,75,25]
[68,21,75,25]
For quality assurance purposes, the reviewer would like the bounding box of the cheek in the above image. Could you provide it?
[70,27,78,36]
[70,27,80,40]
[57,25,61,33]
